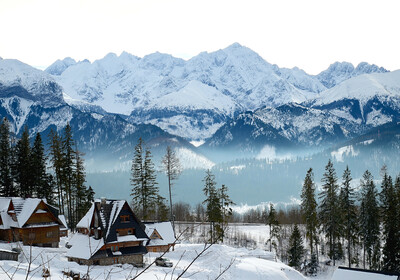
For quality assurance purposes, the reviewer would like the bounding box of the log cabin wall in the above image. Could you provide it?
[19,225,59,247]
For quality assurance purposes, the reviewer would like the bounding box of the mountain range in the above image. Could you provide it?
[1,43,400,172]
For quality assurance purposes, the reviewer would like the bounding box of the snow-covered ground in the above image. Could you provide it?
[0,223,342,279]
[0,239,307,280]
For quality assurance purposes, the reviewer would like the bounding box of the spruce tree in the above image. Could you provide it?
[0,118,14,196]
[318,159,341,265]
[300,168,318,257]
[339,166,358,268]
[359,170,380,269]
[14,126,32,198]
[288,224,304,270]
[380,170,399,272]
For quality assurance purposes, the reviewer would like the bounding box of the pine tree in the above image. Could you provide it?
[300,168,318,257]
[266,203,280,252]
[131,138,159,221]
[288,224,304,270]
[0,118,14,196]
[380,170,399,272]
[162,146,181,234]
[318,159,341,265]
[339,166,358,268]
[14,126,32,198]
[359,170,380,269]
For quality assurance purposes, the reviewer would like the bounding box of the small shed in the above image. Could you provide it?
[145,222,175,252]
[0,249,19,261]
[332,266,400,280]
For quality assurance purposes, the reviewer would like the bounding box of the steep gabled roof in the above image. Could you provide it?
[12,197,42,227]
[75,199,149,244]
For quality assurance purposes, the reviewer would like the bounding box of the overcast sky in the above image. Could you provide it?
[1,0,399,74]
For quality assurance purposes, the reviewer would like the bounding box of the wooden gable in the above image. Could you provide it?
[25,201,60,226]
[150,229,162,240]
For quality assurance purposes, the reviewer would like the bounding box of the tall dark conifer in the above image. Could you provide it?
[131,138,159,221]
[359,170,380,269]
[339,166,358,268]
[14,126,32,197]
[62,123,76,230]
[48,129,64,213]
[318,159,341,265]
[0,118,14,196]
[31,133,51,199]
[288,224,304,270]
[266,203,280,252]
[202,169,222,243]
[301,168,318,257]
[380,170,399,272]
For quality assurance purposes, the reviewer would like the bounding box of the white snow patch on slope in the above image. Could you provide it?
[331,145,359,162]
[175,147,214,169]
[314,70,400,106]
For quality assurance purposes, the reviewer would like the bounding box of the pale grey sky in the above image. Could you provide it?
[1,0,399,74]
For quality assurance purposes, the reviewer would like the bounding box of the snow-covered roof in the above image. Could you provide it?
[0,197,59,229]
[0,198,12,212]
[145,222,175,246]
[103,199,125,239]
[332,267,399,280]
[66,233,104,260]
[58,215,68,229]
[12,197,42,227]
[76,203,95,229]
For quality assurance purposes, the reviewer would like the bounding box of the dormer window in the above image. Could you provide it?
[120,215,129,223]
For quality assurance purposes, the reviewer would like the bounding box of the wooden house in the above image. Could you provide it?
[145,222,176,252]
[67,199,149,266]
[0,197,62,247]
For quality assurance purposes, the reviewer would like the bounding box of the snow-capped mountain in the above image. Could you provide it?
[205,70,400,154]
[316,61,388,89]
[46,43,389,141]
[0,59,206,171]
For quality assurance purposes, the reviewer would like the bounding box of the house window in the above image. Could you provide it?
[111,245,119,252]
[120,215,130,223]
[113,257,119,264]
[46,231,54,238]
[28,232,35,240]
